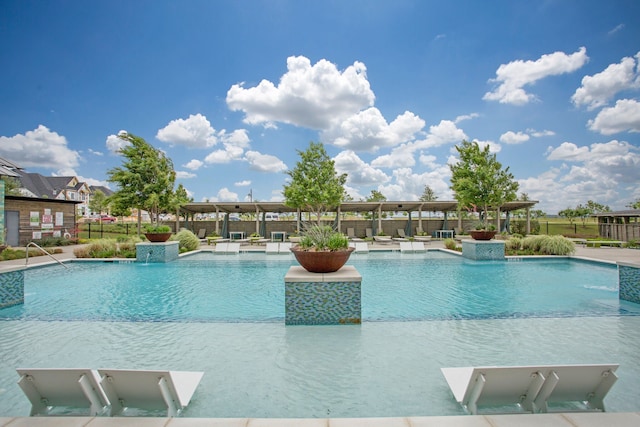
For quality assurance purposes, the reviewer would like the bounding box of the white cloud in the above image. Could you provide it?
[227,56,375,130]
[500,131,530,144]
[184,159,204,170]
[88,148,103,156]
[377,167,453,201]
[244,151,287,173]
[587,99,640,135]
[608,23,625,36]
[333,150,389,185]
[528,129,555,137]
[454,113,479,123]
[204,144,244,164]
[215,188,239,202]
[322,108,425,152]
[572,53,640,110]
[536,139,640,212]
[105,131,129,153]
[156,113,217,148]
[371,143,416,168]
[0,125,81,170]
[176,170,196,179]
[220,129,250,147]
[416,120,468,149]
[235,180,251,186]
[483,47,588,105]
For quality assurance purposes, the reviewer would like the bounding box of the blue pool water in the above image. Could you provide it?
[1,251,637,322]
[1,251,640,418]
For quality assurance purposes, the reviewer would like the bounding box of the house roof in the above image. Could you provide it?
[0,156,23,177]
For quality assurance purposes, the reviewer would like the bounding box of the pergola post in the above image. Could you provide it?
[337,206,341,232]
[215,208,220,234]
[496,207,501,232]
[526,207,531,235]
[377,204,382,234]
[255,206,260,234]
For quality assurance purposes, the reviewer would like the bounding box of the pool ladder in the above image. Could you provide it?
[25,242,70,269]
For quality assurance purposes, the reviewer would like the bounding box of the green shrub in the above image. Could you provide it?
[520,235,575,255]
[298,225,348,251]
[144,224,171,233]
[505,236,522,251]
[444,238,459,251]
[171,229,200,252]
[624,239,639,249]
[73,238,139,258]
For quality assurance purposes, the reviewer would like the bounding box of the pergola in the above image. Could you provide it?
[179,200,538,235]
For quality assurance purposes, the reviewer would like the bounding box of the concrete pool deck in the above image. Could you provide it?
[1,242,639,425]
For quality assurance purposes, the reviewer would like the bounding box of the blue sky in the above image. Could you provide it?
[1,0,639,214]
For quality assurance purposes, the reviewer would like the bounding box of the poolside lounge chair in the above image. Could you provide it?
[346,228,363,241]
[400,241,414,252]
[373,235,392,244]
[365,228,373,239]
[265,242,280,254]
[17,368,109,416]
[351,242,369,253]
[441,364,619,415]
[394,229,409,241]
[196,229,207,242]
[411,242,426,252]
[98,369,204,417]
[279,242,292,253]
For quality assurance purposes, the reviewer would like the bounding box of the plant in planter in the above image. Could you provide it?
[469,222,497,240]
[290,225,354,273]
[143,224,172,242]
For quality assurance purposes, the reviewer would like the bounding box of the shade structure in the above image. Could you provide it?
[404,211,413,237]
[221,213,229,239]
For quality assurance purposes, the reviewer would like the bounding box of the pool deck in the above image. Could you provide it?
[1,242,639,426]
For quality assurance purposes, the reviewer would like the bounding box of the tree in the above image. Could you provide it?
[449,140,519,228]
[170,183,192,229]
[1,177,22,196]
[107,132,176,234]
[88,189,110,218]
[558,208,578,224]
[283,142,347,225]
[419,185,437,201]
[363,189,387,220]
[626,199,640,209]
[586,200,610,214]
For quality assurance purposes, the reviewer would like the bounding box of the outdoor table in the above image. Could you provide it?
[271,231,286,242]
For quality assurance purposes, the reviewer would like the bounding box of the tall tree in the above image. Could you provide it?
[419,185,437,201]
[449,140,519,228]
[88,189,109,217]
[107,133,176,234]
[0,177,22,196]
[171,183,193,229]
[626,199,640,209]
[283,141,347,225]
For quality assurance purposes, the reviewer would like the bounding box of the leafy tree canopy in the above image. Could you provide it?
[449,140,519,227]
[419,185,437,201]
[283,141,347,225]
[88,189,109,216]
[107,133,176,232]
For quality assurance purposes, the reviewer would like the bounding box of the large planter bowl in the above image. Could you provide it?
[469,230,497,241]
[144,232,173,242]
[290,247,355,273]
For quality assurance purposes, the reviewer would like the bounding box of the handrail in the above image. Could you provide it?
[25,242,70,269]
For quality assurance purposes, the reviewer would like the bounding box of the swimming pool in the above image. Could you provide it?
[1,251,636,322]
[1,251,639,418]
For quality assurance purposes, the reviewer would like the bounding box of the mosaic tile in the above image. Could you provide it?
[461,240,506,260]
[285,280,361,325]
[135,242,180,263]
[0,270,24,308]
[619,264,640,304]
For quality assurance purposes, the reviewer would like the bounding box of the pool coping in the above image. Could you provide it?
[2,412,640,426]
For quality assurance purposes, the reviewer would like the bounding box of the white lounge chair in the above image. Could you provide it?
[265,242,279,254]
[346,228,363,241]
[412,242,426,252]
[373,235,392,244]
[400,241,414,252]
[226,242,241,253]
[98,369,204,417]
[441,364,619,415]
[196,229,207,242]
[353,242,369,253]
[279,242,292,253]
[394,229,409,241]
[17,368,109,416]
[214,242,229,253]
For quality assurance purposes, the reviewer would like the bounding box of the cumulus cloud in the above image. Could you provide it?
[500,131,530,144]
[156,113,218,148]
[587,99,640,134]
[572,53,640,110]
[184,159,204,170]
[105,131,129,153]
[235,180,251,186]
[483,47,588,105]
[528,129,555,137]
[0,125,81,170]
[244,151,287,173]
[377,167,453,201]
[227,56,375,130]
[416,120,468,149]
[176,170,196,179]
[215,188,239,202]
[371,143,416,168]
[536,139,640,212]
[321,108,424,152]
[333,150,389,186]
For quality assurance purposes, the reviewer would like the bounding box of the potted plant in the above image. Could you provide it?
[468,223,497,241]
[290,225,354,273]
[144,224,172,242]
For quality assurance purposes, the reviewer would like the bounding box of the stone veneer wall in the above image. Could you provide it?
[619,262,640,304]
[0,268,25,308]
[461,240,506,260]
[285,266,361,325]
[135,241,179,263]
